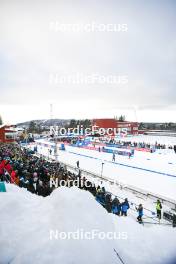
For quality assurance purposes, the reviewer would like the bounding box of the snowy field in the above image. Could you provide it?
[0,184,176,264]
[35,136,176,202]
[119,134,176,146]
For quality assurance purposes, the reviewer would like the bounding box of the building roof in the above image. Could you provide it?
[0,125,17,132]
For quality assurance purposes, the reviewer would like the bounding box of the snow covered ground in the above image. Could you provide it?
[0,184,176,264]
[35,140,176,202]
[119,134,176,146]
[0,184,117,264]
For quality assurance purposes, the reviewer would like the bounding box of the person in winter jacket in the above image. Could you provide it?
[121,198,130,216]
[76,160,79,168]
[136,204,143,223]
[14,176,19,186]
[0,161,4,180]
[4,160,12,174]
[96,187,106,206]
[156,200,162,219]
[112,197,121,215]
[11,170,17,184]
[112,152,115,162]
[105,193,112,213]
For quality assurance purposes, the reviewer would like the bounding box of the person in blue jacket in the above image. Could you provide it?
[136,204,143,223]
[121,198,130,216]
[112,197,121,216]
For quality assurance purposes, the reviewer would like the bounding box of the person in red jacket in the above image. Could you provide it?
[0,159,5,171]
[0,160,6,179]
[0,161,4,180]
[11,170,17,184]
[4,160,12,174]
[0,159,6,169]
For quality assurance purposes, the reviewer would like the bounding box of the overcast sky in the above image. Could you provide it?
[0,0,176,124]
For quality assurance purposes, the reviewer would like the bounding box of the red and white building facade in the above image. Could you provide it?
[0,125,17,143]
[92,118,139,136]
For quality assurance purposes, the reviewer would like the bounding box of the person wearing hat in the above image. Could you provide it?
[136,204,143,223]
[121,198,130,216]
[156,199,162,220]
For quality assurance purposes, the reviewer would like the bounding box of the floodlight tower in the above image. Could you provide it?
[132,105,138,123]
[50,103,53,120]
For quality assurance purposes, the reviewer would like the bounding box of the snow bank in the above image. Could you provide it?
[112,216,176,264]
[1,185,176,264]
[0,184,117,264]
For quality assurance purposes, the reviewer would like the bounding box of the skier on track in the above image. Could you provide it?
[112,152,115,162]
[76,160,80,168]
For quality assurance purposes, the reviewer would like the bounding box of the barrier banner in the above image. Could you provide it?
[0,182,6,192]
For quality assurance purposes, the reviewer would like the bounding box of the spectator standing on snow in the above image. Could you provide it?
[4,160,12,174]
[121,198,130,216]
[105,193,112,213]
[136,204,143,223]
[11,170,17,184]
[76,160,79,168]
[112,197,121,216]
[172,214,176,227]
[156,199,162,219]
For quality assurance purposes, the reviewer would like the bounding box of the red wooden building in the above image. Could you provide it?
[0,125,17,143]
[92,118,139,135]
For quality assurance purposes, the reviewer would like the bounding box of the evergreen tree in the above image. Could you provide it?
[28,121,37,133]
[0,115,2,125]
[69,119,77,128]
[118,115,126,122]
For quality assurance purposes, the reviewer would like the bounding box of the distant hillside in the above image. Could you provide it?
[17,119,70,128]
